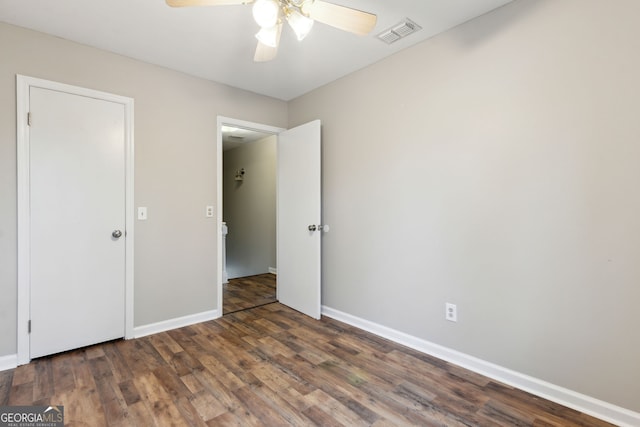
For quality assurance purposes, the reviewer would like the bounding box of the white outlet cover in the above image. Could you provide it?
[446,303,457,322]
[206,205,214,218]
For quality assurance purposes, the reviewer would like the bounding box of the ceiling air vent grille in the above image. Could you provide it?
[377,18,422,44]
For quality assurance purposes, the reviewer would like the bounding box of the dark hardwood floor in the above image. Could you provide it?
[223,273,277,315]
[0,303,614,426]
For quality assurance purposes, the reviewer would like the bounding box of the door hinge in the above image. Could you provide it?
[27,112,32,126]
[28,320,31,334]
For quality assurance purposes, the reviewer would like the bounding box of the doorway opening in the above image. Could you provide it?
[217,117,284,315]
[217,117,323,320]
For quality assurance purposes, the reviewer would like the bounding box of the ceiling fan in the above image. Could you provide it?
[166,0,377,62]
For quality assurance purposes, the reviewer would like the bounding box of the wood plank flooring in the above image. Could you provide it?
[223,273,277,315]
[1,303,614,426]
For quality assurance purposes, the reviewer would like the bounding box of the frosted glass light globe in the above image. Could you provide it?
[255,24,280,48]
[253,0,280,29]
[287,9,314,41]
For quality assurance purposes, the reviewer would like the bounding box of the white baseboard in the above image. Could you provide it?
[268,267,277,275]
[321,306,640,427]
[133,309,220,339]
[0,353,18,372]
[2,310,221,370]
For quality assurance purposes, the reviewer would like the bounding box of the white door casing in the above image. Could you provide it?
[277,120,322,319]
[17,76,134,364]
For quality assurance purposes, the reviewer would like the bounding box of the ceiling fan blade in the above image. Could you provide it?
[166,0,250,7]
[304,0,377,36]
[254,41,278,62]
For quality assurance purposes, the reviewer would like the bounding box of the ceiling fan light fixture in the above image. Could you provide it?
[252,0,280,28]
[286,9,314,41]
[166,0,377,62]
[255,23,282,48]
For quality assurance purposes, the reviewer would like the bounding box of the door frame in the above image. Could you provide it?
[16,75,135,365]
[216,116,284,314]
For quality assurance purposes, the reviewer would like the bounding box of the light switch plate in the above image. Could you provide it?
[138,207,147,220]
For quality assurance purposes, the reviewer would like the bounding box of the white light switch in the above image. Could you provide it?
[138,207,147,220]
[206,206,214,218]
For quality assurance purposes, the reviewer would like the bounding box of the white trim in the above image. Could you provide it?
[268,267,277,275]
[124,90,135,341]
[322,305,640,427]
[0,354,18,372]
[16,76,30,365]
[216,116,285,317]
[133,309,219,338]
[16,75,135,365]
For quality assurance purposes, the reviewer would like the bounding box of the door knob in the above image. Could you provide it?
[112,230,123,238]
[308,225,317,232]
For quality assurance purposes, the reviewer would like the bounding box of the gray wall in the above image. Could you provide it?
[0,22,287,356]
[223,136,277,278]
[288,0,640,413]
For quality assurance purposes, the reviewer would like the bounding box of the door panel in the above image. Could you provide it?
[30,87,126,358]
[277,120,322,319]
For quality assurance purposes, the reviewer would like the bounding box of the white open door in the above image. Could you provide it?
[277,120,322,319]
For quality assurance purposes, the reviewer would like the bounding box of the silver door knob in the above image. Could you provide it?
[112,230,123,238]
[308,225,317,232]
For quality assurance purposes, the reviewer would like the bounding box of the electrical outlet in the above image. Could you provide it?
[206,206,214,218]
[446,303,457,322]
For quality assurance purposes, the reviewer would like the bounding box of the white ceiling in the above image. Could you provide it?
[0,0,512,101]
[222,125,273,151]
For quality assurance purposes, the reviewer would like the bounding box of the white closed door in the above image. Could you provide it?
[29,87,126,358]
[277,120,322,319]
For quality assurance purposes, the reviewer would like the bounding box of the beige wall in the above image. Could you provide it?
[0,22,287,356]
[223,136,277,278]
[289,0,640,413]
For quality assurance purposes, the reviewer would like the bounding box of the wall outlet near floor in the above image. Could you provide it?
[206,205,214,218]
[446,303,457,322]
